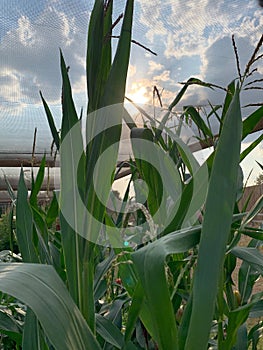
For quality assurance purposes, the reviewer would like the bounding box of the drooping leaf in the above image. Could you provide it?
[0,263,101,350]
[231,247,263,275]
[183,106,213,138]
[240,133,263,162]
[241,194,263,228]
[132,226,201,350]
[0,310,21,335]
[96,313,124,349]
[242,105,263,139]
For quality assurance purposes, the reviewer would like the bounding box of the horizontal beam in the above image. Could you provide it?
[0,116,262,182]
[0,153,58,167]
[0,191,53,203]
[116,117,263,179]
[0,169,58,191]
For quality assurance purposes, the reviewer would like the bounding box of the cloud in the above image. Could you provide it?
[0,0,262,126]
[17,16,38,47]
[137,0,262,59]
[153,70,171,83]
[197,35,263,108]
[126,79,153,104]
[137,0,169,43]
[148,60,164,73]
[128,64,137,77]
[0,1,88,108]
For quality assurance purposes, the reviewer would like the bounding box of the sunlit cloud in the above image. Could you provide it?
[0,0,262,181]
[148,60,165,73]
[128,64,137,77]
[153,70,171,83]
[126,81,151,105]
[0,1,88,107]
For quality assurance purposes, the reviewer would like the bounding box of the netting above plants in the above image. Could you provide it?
[0,0,262,154]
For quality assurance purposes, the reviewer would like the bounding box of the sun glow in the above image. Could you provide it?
[127,83,149,105]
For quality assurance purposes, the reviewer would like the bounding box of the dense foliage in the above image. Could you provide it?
[0,1,262,349]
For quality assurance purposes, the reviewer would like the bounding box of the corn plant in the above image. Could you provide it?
[0,1,263,350]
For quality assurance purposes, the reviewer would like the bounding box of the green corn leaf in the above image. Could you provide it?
[83,0,134,247]
[256,161,263,171]
[31,206,49,245]
[49,240,66,283]
[233,324,248,350]
[0,263,101,350]
[132,226,201,350]
[240,133,263,162]
[3,172,16,202]
[122,341,142,350]
[221,80,236,127]
[40,91,60,150]
[106,298,129,328]
[222,305,251,350]
[241,194,263,228]
[183,106,213,138]
[249,300,263,318]
[170,77,218,112]
[89,0,113,112]
[96,313,124,349]
[31,207,51,265]
[102,0,134,106]
[239,260,260,307]
[242,105,263,139]
[94,249,115,298]
[185,87,242,350]
[238,227,263,241]
[238,238,261,308]
[30,156,46,208]
[60,50,79,140]
[223,292,263,350]
[45,192,59,228]
[86,0,104,112]
[0,310,21,335]
[154,78,201,140]
[16,169,39,263]
[131,125,203,233]
[130,128,163,219]
[178,294,193,350]
[123,107,138,129]
[163,160,208,233]
[168,79,193,111]
[124,282,144,342]
[58,50,87,312]
[100,1,112,89]
[231,247,263,275]
[59,215,81,306]
[247,321,263,350]
[22,308,44,350]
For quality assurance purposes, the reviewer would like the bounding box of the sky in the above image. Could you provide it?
[0,0,262,185]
